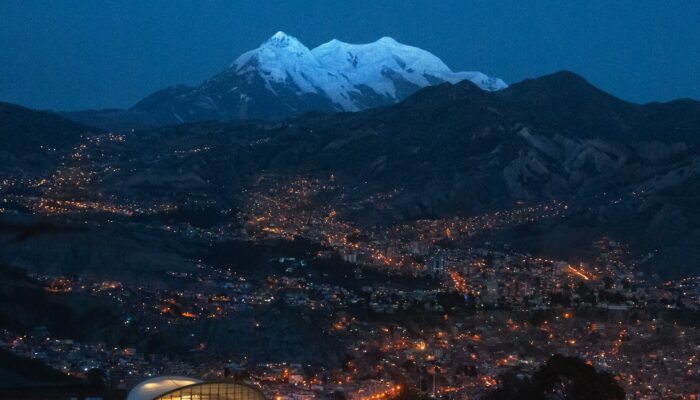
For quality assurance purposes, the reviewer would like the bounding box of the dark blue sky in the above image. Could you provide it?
[1,0,699,111]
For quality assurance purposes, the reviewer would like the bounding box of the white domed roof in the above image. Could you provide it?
[127,376,203,400]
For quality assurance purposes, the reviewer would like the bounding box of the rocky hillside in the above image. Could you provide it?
[2,71,700,279]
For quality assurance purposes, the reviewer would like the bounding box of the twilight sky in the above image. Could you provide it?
[1,0,699,111]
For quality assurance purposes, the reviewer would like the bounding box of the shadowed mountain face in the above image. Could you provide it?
[250,72,700,213]
[0,102,97,172]
[494,72,700,142]
[2,71,700,280]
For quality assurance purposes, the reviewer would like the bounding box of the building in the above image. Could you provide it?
[429,253,447,277]
[127,376,265,400]
[485,279,499,305]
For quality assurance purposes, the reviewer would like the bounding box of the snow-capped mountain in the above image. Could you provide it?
[71,32,506,129]
[231,31,506,112]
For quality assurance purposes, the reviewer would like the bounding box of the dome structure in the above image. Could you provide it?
[127,376,265,400]
[127,377,203,400]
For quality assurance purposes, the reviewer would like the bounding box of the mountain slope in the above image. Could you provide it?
[61,32,505,130]
[52,72,700,221]
[100,71,700,277]
[493,71,700,142]
[252,73,699,210]
[5,71,700,278]
[0,102,97,173]
[0,102,94,151]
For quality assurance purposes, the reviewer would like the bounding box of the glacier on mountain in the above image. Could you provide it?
[124,31,507,125]
[231,31,506,111]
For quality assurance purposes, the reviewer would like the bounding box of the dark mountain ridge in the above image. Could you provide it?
[0,101,95,151]
[0,101,99,173]
[1,71,699,278]
[142,71,699,277]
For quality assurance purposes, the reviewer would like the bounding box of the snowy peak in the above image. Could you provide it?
[311,36,451,73]
[233,31,316,69]
[311,37,449,70]
[227,33,506,111]
[131,32,507,124]
[258,31,314,58]
[311,37,456,89]
[265,31,300,48]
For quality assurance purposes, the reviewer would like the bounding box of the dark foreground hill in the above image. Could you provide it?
[0,102,98,173]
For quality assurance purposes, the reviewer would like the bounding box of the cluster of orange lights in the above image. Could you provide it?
[481,376,498,387]
[448,271,469,294]
[35,198,133,216]
[497,355,518,366]
[333,321,346,330]
[567,265,593,281]
[45,278,73,293]
[356,385,401,400]
[611,329,627,355]
[372,252,394,266]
